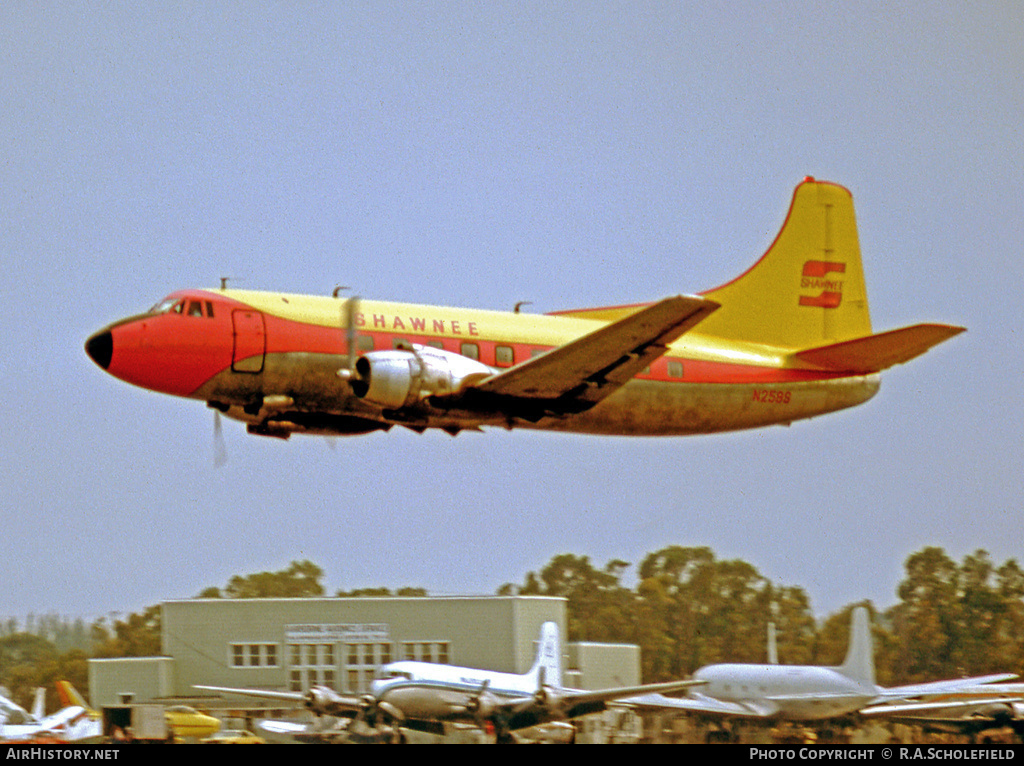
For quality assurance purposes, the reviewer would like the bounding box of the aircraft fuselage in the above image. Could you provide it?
[693,664,877,720]
[85,287,878,438]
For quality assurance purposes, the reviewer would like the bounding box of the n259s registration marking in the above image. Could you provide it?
[752,389,791,404]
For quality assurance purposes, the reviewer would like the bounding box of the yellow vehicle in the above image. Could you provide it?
[164,705,221,739]
[201,729,265,744]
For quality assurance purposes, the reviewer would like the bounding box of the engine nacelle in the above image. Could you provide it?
[305,686,353,716]
[349,345,494,409]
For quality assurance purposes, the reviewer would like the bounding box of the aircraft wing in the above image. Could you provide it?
[194,684,364,718]
[466,295,718,413]
[501,679,707,731]
[620,691,779,719]
[860,697,1024,718]
[873,673,1018,702]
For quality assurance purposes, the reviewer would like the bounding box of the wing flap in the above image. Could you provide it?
[474,295,718,403]
[793,324,965,373]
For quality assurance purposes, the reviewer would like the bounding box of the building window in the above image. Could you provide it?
[231,643,280,668]
[400,641,450,663]
[343,642,393,693]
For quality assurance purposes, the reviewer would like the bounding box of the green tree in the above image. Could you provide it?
[504,554,636,642]
[199,560,326,599]
[90,606,162,659]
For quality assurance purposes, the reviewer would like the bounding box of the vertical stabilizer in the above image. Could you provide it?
[31,687,45,720]
[837,607,876,687]
[527,622,563,689]
[56,681,91,711]
[700,178,872,348]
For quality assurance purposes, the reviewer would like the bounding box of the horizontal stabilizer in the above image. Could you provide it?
[793,324,965,374]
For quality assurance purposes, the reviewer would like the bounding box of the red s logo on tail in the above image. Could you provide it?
[799,261,845,308]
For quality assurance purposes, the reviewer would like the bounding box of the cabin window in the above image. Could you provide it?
[495,345,514,367]
[392,338,411,350]
[667,360,684,378]
[357,335,374,352]
[530,348,548,359]
[426,340,444,350]
[460,342,480,361]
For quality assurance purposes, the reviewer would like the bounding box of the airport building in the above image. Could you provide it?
[88,595,641,710]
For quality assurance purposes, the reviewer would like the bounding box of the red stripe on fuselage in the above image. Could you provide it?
[102,289,852,399]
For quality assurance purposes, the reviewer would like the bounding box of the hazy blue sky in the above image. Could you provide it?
[2,3,1021,623]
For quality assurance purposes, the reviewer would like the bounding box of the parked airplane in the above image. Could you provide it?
[0,682,100,743]
[197,621,702,743]
[85,178,963,440]
[0,687,44,727]
[627,607,1015,726]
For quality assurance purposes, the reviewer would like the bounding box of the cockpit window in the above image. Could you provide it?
[149,298,184,314]
[187,300,204,317]
[375,669,412,681]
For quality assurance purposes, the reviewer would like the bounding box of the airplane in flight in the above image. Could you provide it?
[85,178,963,441]
[627,607,1016,733]
[196,621,703,743]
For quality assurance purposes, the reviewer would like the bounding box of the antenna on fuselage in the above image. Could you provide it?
[219,276,230,290]
[514,301,532,313]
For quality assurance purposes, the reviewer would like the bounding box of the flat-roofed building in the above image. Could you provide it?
[90,595,642,706]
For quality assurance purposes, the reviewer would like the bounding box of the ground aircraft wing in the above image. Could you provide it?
[194,684,364,718]
[860,697,1023,718]
[470,295,718,410]
[500,679,707,731]
[621,691,779,719]
[872,673,1018,702]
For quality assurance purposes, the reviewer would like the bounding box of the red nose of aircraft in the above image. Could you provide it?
[85,304,234,397]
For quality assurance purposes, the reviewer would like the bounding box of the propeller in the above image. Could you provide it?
[213,410,227,468]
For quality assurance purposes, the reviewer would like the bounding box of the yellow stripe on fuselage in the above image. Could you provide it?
[214,288,790,370]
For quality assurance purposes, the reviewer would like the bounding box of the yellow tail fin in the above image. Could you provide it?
[699,178,872,349]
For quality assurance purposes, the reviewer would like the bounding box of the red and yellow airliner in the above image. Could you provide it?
[85,178,963,439]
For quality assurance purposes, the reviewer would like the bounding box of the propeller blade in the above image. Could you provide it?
[213,410,227,468]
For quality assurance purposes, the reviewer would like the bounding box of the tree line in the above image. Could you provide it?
[3,547,1022,712]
